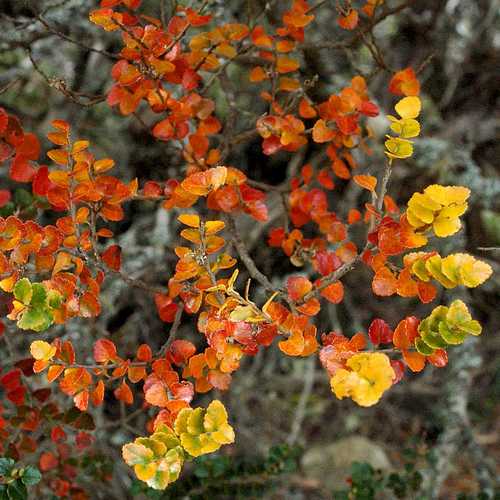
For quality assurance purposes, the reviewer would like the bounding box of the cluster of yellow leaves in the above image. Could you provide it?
[122,425,184,490]
[330,353,395,407]
[407,252,492,289]
[406,185,470,237]
[122,400,234,490]
[416,300,481,355]
[174,400,235,457]
[385,96,421,160]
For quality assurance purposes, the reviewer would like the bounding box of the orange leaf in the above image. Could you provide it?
[372,267,397,296]
[312,119,335,143]
[393,316,419,350]
[47,149,69,166]
[402,349,426,372]
[114,380,133,405]
[338,9,359,30]
[287,276,312,301]
[276,56,300,74]
[249,66,267,82]
[353,175,377,192]
[320,281,344,304]
[93,339,117,363]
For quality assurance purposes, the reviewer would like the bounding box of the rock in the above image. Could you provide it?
[301,436,391,491]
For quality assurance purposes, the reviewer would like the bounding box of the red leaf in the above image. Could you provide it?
[152,119,174,141]
[0,189,11,207]
[32,166,51,196]
[39,451,58,471]
[390,360,405,384]
[428,349,448,368]
[155,294,178,322]
[10,155,35,182]
[137,344,152,362]
[101,244,121,271]
[368,319,393,345]
[168,340,196,366]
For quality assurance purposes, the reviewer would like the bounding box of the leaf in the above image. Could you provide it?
[178,214,200,228]
[101,245,121,271]
[394,96,421,119]
[312,119,334,143]
[368,319,393,345]
[372,267,397,296]
[13,278,32,305]
[320,281,344,304]
[18,308,53,332]
[337,9,358,30]
[287,276,312,301]
[385,136,413,160]
[93,158,115,173]
[402,350,426,372]
[393,316,419,350]
[114,381,133,405]
[353,175,377,192]
[93,339,117,363]
[30,340,56,362]
[21,466,41,486]
[276,56,300,74]
[47,149,69,166]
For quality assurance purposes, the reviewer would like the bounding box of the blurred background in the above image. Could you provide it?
[0,0,498,498]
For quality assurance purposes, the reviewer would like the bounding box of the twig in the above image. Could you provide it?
[287,357,316,445]
[157,306,183,356]
[226,214,277,294]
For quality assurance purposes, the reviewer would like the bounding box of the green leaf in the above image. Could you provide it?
[47,290,63,309]
[419,319,447,349]
[415,338,435,355]
[6,481,27,500]
[438,322,466,345]
[0,458,15,476]
[13,279,32,305]
[30,284,48,308]
[20,466,41,486]
[17,308,53,332]
[457,320,482,336]
[13,189,32,208]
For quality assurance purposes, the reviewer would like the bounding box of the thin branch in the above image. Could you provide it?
[287,356,316,445]
[157,306,183,356]
[226,214,278,294]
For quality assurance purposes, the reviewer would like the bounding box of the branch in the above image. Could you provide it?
[226,214,278,294]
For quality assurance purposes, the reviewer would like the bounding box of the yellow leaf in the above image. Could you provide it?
[384,136,414,159]
[394,96,421,119]
[134,463,157,481]
[423,185,470,206]
[331,353,394,407]
[30,340,56,362]
[433,215,461,237]
[389,117,420,138]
